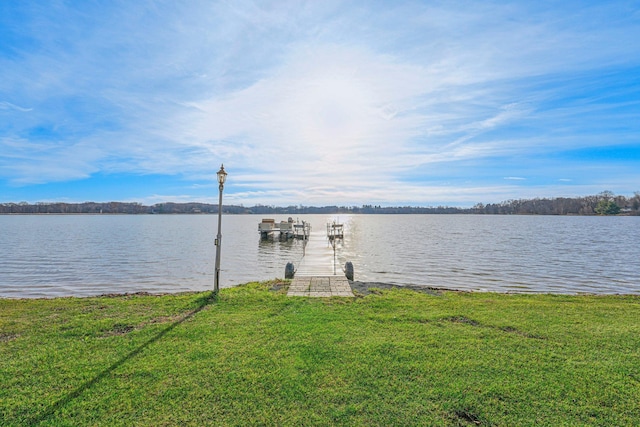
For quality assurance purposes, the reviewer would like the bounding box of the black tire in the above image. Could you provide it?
[285,262,295,279]
[344,262,354,281]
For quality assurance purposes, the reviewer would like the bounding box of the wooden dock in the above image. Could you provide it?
[286,226,354,297]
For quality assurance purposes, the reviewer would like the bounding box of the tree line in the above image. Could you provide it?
[1,191,638,215]
[468,191,639,215]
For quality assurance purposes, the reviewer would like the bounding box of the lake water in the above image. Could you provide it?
[1,214,638,297]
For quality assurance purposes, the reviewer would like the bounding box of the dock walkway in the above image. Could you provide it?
[286,227,354,297]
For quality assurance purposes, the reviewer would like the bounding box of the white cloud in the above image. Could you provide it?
[0,137,102,184]
[181,44,432,185]
[1,1,640,204]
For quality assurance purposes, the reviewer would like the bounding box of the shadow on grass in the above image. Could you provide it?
[29,291,217,425]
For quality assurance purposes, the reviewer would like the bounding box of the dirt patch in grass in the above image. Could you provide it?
[442,315,482,326]
[269,281,289,292]
[499,325,546,339]
[101,324,136,337]
[0,332,19,342]
[452,409,483,425]
[441,315,546,339]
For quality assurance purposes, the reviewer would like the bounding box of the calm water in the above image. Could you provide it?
[1,214,638,297]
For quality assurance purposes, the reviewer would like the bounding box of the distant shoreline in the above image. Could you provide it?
[2,192,639,215]
[1,211,638,216]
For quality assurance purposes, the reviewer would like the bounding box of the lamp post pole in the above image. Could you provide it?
[214,164,227,295]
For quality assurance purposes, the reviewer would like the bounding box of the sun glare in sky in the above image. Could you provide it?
[1,1,639,206]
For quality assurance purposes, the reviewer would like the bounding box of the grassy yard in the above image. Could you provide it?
[1,282,639,426]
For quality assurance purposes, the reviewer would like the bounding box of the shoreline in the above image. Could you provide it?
[3,280,640,300]
[349,281,456,296]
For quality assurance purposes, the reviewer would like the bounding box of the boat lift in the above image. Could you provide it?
[326,221,344,240]
[258,218,310,240]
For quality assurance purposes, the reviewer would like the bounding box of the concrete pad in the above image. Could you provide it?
[287,275,354,297]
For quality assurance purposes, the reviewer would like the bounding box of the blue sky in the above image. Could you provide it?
[1,1,639,207]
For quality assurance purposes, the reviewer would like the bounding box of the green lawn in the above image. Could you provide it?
[1,282,639,426]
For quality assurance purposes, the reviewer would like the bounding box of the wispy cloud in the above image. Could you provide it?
[1,1,639,205]
[0,101,32,112]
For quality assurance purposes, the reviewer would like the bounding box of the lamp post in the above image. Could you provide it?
[214,164,227,295]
